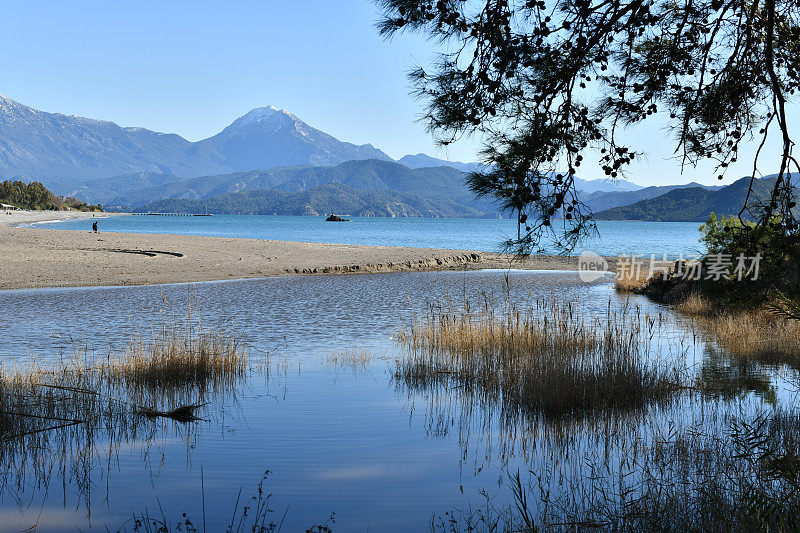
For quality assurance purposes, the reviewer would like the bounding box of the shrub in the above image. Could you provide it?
[698,213,800,300]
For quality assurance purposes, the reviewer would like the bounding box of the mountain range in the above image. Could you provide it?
[0,93,761,220]
[0,95,391,186]
[594,175,798,221]
[85,160,499,217]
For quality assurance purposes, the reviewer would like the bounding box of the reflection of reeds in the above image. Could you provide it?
[325,347,372,369]
[1,316,247,439]
[395,297,680,418]
[0,301,250,516]
[434,410,800,532]
[120,469,336,533]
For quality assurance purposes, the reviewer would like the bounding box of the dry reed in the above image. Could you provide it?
[614,269,653,292]
[673,293,800,363]
[674,291,713,315]
[0,299,249,445]
[705,309,800,363]
[395,296,680,418]
[106,316,247,393]
[0,303,250,516]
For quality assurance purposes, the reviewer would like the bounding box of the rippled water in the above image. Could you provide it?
[0,270,788,531]
[41,215,705,257]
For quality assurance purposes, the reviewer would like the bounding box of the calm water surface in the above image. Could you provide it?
[41,215,705,257]
[0,271,786,531]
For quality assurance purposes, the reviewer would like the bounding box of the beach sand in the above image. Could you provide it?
[0,211,606,290]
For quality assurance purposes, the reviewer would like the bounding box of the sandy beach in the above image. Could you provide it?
[0,209,118,227]
[0,210,601,290]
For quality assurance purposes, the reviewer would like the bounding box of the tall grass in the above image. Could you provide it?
[395,296,680,419]
[1,325,247,432]
[432,410,800,532]
[614,269,653,293]
[0,298,250,511]
[706,309,800,364]
[107,313,247,393]
[672,292,800,364]
[674,291,713,316]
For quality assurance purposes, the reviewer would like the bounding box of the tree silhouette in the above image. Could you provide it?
[378,0,799,254]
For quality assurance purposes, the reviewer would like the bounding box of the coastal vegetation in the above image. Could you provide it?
[0,179,102,211]
[0,302,248,447]
[618,211,800,363]
[392,288,800,531]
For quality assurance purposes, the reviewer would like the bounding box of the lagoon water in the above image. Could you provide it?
[43,215,705,257]
[0,269,781,531]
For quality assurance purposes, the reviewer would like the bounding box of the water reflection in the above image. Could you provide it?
[0,270,796,530]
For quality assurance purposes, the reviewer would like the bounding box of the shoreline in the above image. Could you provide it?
[1,210,611,290]
[0,208,120,228]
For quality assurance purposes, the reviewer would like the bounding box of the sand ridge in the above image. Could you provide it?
[0,211,599,290]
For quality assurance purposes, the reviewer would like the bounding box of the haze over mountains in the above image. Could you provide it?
[92,160,499,218]
[595,174,799,222]
[0,95,391,186]
[0,93,765,220]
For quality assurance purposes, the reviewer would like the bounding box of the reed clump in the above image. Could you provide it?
[674,291,713,315]
[0,305,249,446]
[672,292,800,363]
[705,308,800,363]
[614,268,653,292]
[395,297,679,418]
[106,319,247,392]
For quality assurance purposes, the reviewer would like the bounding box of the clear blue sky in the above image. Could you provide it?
[0,0,793,186]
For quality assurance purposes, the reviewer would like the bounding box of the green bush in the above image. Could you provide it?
[700,213,800,296]
[0,180,102,212]
[0,180,53,210]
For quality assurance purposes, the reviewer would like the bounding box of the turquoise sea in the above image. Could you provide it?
[41,214,705,257]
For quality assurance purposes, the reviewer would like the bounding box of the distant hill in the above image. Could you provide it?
[67,171,184,205]
[99,159,502,218]
[582,182,720,212]
[573,176,642,194]
[396,153,480,173]
[594,176,781,221]
[139,182,490,218]
[94,159,485,208]
[0,95,391,187]
[84,158,741,219]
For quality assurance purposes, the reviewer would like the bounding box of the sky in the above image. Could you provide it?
[0,0,794,187]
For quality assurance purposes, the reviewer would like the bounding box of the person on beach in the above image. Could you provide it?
[92,221,98,233]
